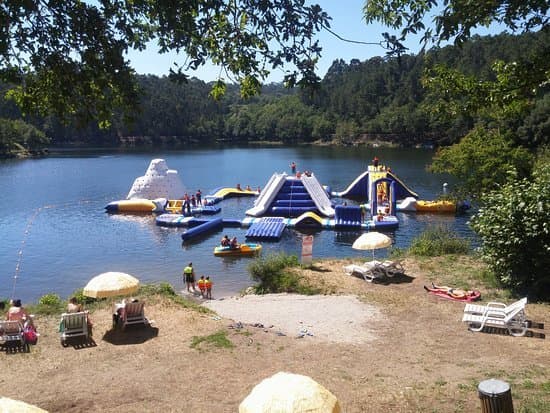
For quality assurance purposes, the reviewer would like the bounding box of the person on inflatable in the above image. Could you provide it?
[230,237,239,249]
[221,235,230,247]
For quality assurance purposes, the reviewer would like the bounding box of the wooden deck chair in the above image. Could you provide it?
[463,297,527,317]
[462,305,529,337]
[59,311,89,347]
[120,301,148,330]
[0,320,27,350]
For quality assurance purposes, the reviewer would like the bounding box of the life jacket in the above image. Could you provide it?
[184,266,193,275]
[198,279,206,290]
[205,279,212,290]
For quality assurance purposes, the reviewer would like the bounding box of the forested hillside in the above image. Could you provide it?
[1,31,548,155]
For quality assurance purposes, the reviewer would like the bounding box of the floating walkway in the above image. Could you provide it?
[245,217,286,241]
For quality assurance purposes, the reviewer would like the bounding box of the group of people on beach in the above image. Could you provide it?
[0,297,93,343]
[182,262,213,299]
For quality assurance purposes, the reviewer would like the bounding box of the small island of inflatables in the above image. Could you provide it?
[105,159,470,242]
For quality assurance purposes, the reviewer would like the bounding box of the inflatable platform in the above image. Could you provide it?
[246,173,335,218]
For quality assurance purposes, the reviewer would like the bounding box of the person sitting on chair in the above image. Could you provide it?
[7,299,34,329]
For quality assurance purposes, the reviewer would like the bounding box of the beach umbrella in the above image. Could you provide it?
[352,232,392,261]
[83,272,140,299]
[239,372,341,413]
[0,397,48,412]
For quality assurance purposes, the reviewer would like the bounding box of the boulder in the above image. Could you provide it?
[239,372,341,413]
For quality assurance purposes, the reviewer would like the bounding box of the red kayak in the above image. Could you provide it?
[424,285,481,302]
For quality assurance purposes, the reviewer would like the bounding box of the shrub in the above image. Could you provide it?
[248,253,314,294]
[38,293,62,306]
[470,159,550,299]
[31,293,64,315]
[408,225,471,256]
[139,282,176,297]
[70,288,95,305]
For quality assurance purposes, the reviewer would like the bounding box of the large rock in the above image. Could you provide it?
[126,159,186,200]
[239,372,341,413]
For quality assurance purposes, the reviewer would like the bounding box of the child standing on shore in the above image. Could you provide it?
[205,276,213,299]
[197,275,206,298]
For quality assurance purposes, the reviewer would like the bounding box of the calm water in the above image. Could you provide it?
[0,146,473,303]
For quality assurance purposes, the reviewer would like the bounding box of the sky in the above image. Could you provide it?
[125,0,507,83]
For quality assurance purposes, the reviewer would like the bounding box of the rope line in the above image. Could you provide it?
[10,198,97,299]
[11,207,42,299]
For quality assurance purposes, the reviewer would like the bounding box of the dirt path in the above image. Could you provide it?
[1,258,549,412]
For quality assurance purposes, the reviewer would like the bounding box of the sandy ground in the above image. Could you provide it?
[204,294,382,344]
[1,258,549,412]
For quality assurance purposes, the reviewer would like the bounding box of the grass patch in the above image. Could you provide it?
[190,330,234,351]
[517,396,550,413]
[248,253,320,294]
[408,225,471,256]
[24,282,211,317]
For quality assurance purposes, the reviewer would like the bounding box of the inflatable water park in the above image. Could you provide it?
[105,159,470,243]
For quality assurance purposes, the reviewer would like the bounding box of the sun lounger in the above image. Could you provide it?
[0,320,27,350]
[463,297,527,317]
[343,260,396,282]
[462,304,529,336]
[344,259,405,282]
[59,311,90,346]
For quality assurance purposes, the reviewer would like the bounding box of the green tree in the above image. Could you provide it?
[429,126,532,198]
[1,1,330,126]
[363,0,549,51]
[469,155,550,298]
[0,118,49,156]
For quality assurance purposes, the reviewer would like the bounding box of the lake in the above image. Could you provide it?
[0,146,473,303]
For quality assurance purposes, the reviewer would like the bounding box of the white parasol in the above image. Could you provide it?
[352,232,392,261]
[83,272,140,299]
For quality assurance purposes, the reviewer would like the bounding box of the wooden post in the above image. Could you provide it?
[478,379,514,413]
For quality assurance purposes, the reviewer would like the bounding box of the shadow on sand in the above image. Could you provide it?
[373,273,415,285]
[102,324,159,345]
[62,337,98,350]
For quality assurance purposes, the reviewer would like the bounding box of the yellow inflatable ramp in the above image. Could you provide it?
[212,188,257,199]
[293,211,324,227]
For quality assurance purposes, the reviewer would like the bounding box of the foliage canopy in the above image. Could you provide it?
[0,0,330,125]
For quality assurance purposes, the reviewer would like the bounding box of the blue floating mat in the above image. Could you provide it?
[245,217,286,240]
